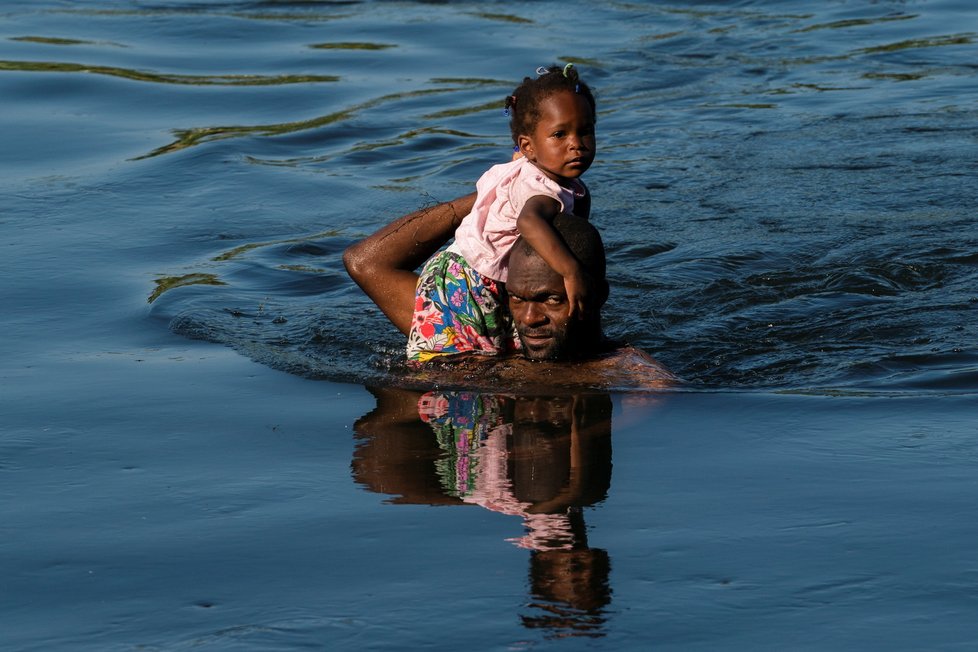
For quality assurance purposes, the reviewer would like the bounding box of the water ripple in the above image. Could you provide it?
[14,0,968,394]
[135,82,508,159]
[0,59,339,85]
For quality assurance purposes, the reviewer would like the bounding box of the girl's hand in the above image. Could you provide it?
[563,268,593,319]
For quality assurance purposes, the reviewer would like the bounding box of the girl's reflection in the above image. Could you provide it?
[352,387,614,638]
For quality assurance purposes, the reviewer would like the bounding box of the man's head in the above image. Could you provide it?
[506,214,609,361]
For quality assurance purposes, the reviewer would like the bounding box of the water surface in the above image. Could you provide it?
[2,1,977,649]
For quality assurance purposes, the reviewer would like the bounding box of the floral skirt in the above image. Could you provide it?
[406,250,518,363]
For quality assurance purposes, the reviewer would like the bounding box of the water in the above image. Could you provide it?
[2,1,978,649]
[6,0,973,391]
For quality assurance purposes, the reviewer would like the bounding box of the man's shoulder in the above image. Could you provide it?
[403,343,676,392]
[572,343,677,389]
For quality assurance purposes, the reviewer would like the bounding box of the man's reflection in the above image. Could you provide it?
[352,387,614,638]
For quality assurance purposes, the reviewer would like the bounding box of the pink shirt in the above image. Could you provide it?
[448,157,586,282]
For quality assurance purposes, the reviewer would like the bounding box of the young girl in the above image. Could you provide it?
[407,64,597,363]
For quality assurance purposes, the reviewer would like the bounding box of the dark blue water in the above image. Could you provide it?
[177,1,978,392]
[3,1,978,649]
[6,0,970,392]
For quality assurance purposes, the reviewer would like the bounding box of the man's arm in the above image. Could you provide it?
[343,192,477,335]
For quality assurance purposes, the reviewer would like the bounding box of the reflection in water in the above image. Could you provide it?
[352,387,615,639]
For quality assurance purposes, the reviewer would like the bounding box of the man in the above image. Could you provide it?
[343,193,675,389]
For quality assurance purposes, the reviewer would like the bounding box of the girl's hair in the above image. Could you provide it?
[504,64,596,145]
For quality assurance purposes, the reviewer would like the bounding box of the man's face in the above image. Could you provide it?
[506,251,580,361]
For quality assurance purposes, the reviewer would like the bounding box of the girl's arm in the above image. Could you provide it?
[516,195,593,318]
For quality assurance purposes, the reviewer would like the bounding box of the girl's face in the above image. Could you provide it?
[518,90,596,185]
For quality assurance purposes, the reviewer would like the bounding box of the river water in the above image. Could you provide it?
[3,1,977,649]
